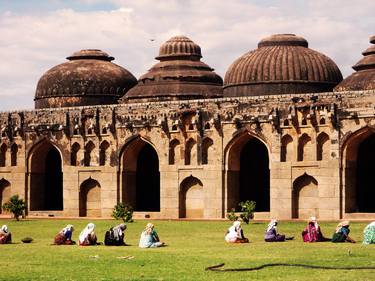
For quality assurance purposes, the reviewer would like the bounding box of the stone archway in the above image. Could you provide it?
[121,137,160,212]
[292,174,318,219]
[0,179,11,214]
[226,132,270,212]
[29,141,63,211]
[343,128,375,213]
[79,178,101,217]
[179,176,204,218]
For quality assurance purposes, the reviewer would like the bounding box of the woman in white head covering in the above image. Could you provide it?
[54,224,75,245]
[0,225,11,244]
[104,223,127,246]
[225,220,249,243]
[264,219,286,242]
[332,221,355,243]
[363,221,375,244]
[302,217,328,242]
[79,223,98,246]
[139,223,164,248]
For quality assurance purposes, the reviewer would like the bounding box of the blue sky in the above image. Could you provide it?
[0,0,374,110]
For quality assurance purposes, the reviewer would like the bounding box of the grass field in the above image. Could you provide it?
[0,219,374,281]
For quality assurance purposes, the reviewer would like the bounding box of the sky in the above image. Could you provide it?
[0,0,374,111]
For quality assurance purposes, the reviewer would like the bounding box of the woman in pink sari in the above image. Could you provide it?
[302,217,329,242]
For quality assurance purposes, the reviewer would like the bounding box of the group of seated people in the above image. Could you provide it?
[225,217,374,244]
[53,222,165,248]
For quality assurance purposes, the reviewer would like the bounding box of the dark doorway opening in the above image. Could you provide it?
[136,144,160,211]
[44,148,63,210]
[239,138,270,211]
[356,134,375,212]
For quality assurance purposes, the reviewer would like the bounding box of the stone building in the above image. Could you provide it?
[0,34,374,220]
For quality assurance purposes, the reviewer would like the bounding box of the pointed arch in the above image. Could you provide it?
[317,132,330,161]
[202,137,214,165]
[185,138,196,165]
[0,143,7,167]
[179,176,204,218]
[84,141,95,166]
[169,139,180,165]
[10,143,18,166]
[71,142,80,166]
[120,137,160,211]
[280,134,293,162]
[79,178,101,217]
[0,179,11,214]
[298,133,312,161]
[99,140,110,166]
[292,174,318,219]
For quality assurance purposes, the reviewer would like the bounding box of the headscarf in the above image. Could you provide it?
[79,223,95,243]
[363,221,375,233]
[113,223,126,241]
[0,225,8,234]
[336,221,349,233]
[267,219,277,232]
[233,220,241,231]
[309,217,319,230]
[145,223,154,235]
[62,224,74,235]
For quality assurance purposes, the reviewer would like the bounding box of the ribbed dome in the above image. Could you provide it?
[122,35,223,103]
[224,34,343,97]
[35,49,137,109]
[335,35,375,91]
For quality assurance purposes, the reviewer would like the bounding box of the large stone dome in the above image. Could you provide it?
[224,34,343,97]
[122,35,223,103]
[35,49,137,109]
[335,36,375,92]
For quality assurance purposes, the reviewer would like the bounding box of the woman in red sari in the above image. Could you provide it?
[302,217,329,242]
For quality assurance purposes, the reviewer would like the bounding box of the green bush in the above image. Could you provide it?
[226,208,238,221]
[2,195,26,221]
[239,200,256,224]
[112,202,134,223]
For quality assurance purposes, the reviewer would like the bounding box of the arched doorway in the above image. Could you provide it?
[29,142,63,211]
[121,138,160,212]
[79,178,101,217]
[344,129,375,213]
[0,179,11,214]
[292,174,318,219]
[179,176,204,218]
[226,133,270,212]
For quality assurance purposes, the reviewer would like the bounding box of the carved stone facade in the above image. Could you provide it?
[0,34,374,220]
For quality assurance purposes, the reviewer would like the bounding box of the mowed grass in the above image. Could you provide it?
[0,219,374,281]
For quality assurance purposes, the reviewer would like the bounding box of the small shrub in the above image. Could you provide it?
[2,195,26,221]
[226,208,238,221]
[112,202,134,223]
[238,200,256,224]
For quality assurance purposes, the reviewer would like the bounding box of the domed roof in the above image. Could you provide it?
[35,49,137,109]
[224,34,343,97]
[335,36,375,92]
[122,36,223,103]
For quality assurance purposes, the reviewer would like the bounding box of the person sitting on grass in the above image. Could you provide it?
[0,225,11,244]
[104,223,127,246]
[363,221,375,244]
[264,219,293,242]
[332,221,355,243]
[225,220,249,243]
[79,223,98,246]
[54,224,75,245]
[139,223,164,248]
[302,217,329,242]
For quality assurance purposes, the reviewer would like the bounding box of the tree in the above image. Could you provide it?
[239,200,256,224]
[2,195,26,221]
[112,202,134,223]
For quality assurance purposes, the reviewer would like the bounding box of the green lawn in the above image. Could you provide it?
[0,219,374,281]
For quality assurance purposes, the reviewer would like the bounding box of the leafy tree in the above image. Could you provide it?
[2,195,26,221]
[226,208,238,221]
[112,202,134,223]
[239,200,256,224]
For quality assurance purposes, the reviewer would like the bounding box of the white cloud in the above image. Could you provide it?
[0,0,373,111]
